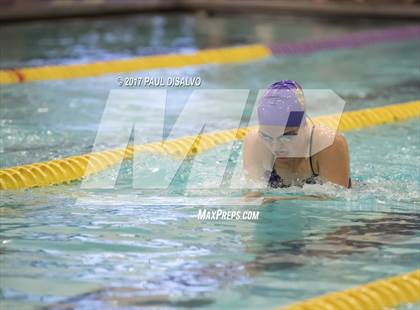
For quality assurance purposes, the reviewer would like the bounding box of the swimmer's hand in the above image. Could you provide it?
[243,191,263,202]
[242,192,329,204]
[262,195,328,204]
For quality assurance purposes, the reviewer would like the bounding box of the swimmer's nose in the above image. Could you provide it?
[271,142,283,153]
[272,140,285,149]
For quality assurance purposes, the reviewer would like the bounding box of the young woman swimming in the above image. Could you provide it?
[243,80,351,189]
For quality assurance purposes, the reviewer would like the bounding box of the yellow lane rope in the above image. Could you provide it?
[2,25,418,85]
[0,44,271,84]
[0,100,418,190]
[280,269,420,310]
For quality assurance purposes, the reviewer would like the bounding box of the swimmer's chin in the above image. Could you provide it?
[273,150,289,157]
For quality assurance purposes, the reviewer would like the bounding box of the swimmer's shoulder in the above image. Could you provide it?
[244,127,258,142]
[311,126,350,187]
[243,128,273,175]
[244,128,270,156]
[243,128,264,154]
[311,125,349,159]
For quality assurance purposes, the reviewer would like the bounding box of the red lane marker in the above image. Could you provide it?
[11,69,25,83]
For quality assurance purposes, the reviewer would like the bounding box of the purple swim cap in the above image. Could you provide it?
[257,80,305,127]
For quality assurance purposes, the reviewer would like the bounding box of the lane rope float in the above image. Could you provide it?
[280,269,420,310]
[0,44,271,84]
[0,100,418,190]
[0,25,418,84]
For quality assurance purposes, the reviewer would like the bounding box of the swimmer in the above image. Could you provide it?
[243,80,351,194]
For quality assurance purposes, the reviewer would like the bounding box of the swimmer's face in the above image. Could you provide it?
[258,125,301,157]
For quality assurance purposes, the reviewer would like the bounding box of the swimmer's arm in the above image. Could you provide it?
[243,129,267,181]
[243,192,329,203]
[318,134,350,188]
[261,195,329,204]
[242,130,274,200]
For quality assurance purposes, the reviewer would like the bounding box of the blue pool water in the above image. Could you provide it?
[0,13,419,309]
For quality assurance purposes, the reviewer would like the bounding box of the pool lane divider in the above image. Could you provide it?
[269,24,420,56]
[0,100,418,190]
[0,44,271,84]
[280,269,420,310]
[1,25,419,84]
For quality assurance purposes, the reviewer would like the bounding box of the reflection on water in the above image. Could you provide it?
[249,212,419,272]
[28,209,419,309]
[1,13,407,69]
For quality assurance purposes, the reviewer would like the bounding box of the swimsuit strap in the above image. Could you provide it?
[309,125,318,176]
[308,124,352,188]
